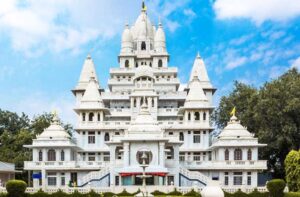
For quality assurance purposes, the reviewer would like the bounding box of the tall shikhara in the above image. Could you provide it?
[24,2,267,191]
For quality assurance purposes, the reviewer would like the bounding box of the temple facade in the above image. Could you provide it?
[24,3,267,190]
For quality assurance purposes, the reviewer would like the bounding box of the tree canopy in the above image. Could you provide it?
[285,150,300,192]
[212,68,300,178]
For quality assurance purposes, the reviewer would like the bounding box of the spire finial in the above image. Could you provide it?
[197,51,201,58]
[141,1,147,12]
[158,16,162,26]
[51,110,60,125]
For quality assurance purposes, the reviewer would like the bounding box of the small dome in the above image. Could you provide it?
[189,53,210,82]
[39,114,70,139]
[122,24,133,43]
[134,65,154,80]
[128,103,161,133]
[201,181,224,197]
[218,115,253,138]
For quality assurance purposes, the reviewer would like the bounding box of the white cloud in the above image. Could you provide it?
[213,0,300,25]
[12,92,76,125]
[183,9,196,18]
[226,56,247,70]
[0,0,189,56]
[291,56,300,70]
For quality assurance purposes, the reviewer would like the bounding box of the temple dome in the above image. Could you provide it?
[131,11,154,40]
[218,115,253,138]
[38,114,70,139]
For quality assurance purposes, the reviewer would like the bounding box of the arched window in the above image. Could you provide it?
[179,132,184,141]
[188,112,191,121]
[152,99,155,107]
[141,42,146,50]
[203,112,206,121]
[125,60,129,68]
[234,149,242,160]
[104,133,110,141]
[150,62,152,67]
[133,99,137,107]
[158,59,163,67]
[61,150,65,161]
[247,149,252,160]
[88,113,94,121]
[135,62,138,68]
[38,150,43,161]
[97,113,100,121]
[47,149,56,161]
[195,112,200,120]
[82,113,86,121]
[225,149,229,160]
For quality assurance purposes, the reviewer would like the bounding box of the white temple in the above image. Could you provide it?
[24,3,267,191]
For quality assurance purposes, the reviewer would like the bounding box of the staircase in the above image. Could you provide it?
[78,167,110,187]
[179,167,209,187]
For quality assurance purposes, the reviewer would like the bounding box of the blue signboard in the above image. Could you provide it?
[32,173,42,179]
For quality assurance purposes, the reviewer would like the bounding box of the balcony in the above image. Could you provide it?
[24,161,110,170]
[180,160,267,170]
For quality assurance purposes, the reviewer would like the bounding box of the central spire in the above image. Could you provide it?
[141,1,147,12]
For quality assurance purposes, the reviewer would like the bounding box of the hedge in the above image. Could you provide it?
[285,193,300,197]
[5,180,27,197]
[267,179,286,197]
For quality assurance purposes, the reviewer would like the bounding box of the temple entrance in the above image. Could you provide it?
[135,176,154,185]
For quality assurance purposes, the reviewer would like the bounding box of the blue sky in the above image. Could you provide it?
[0,0,300,124]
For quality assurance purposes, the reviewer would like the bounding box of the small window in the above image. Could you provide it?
[247,149,252,160]
[88,153,96,161]
[97,113,100,121]
[169,132,173,135]
[179,132,184,141]
[193,131,201,143]
[88,113,94,121]
[225,149,229,160]
[82,113,86,121]
[135,62,138,68]
[224,172,229,185]
[104,133,110,141]
[158,59,163,67]
[195,112,200,120]
[203,112,206,121]
[166,147,174,159]
[233,172,243,185]
[193,152,201,161]
[38,150,43,161]
[188,112,191,121]
[88,132,95,144]
[234,149,242,160]
[47,149,56,161]
[141,42,146,50]
[125,60,129,68]
[61,150,65,161]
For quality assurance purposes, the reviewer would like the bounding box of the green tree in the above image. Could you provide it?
[212,69,300,178]
[285,150,300,192]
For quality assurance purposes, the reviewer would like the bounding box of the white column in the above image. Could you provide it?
[42,169,46,190]
[147,97,152,109]
[123,142,130,167]
[154,97,158,109]
[43,149,47,161]
[100,111,104,121]
[137,97,141,111]
[159,142,165,167]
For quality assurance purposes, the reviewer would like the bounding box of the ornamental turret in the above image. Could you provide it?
[154,21,166,53]
[121,24,133,54]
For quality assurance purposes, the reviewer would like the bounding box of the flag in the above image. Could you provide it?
[230,107,236,116]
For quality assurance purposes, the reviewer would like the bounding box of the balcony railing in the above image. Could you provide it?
[180,160,267,170]
[24,161,110,170]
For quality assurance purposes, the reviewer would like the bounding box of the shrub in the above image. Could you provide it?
[6,180,27,197]
[102,192,116,197]
[231,189,248,197]
[87,190,100,197]
[71,190,85,197]
[117,189,133,196]
[30,189,49,197]
[248,189,269,197]
[168,188,182,196]
[151,190,166,196]
[267,179,286,197]
[285,192,300,197]
[131,189,141,196]
[183,189,201,197]
[50,190,69,197]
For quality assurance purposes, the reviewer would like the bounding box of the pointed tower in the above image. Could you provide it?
[154,21,166,53]
[72,54,101,104]
[188,53,216,104]
[74,76,110,124]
